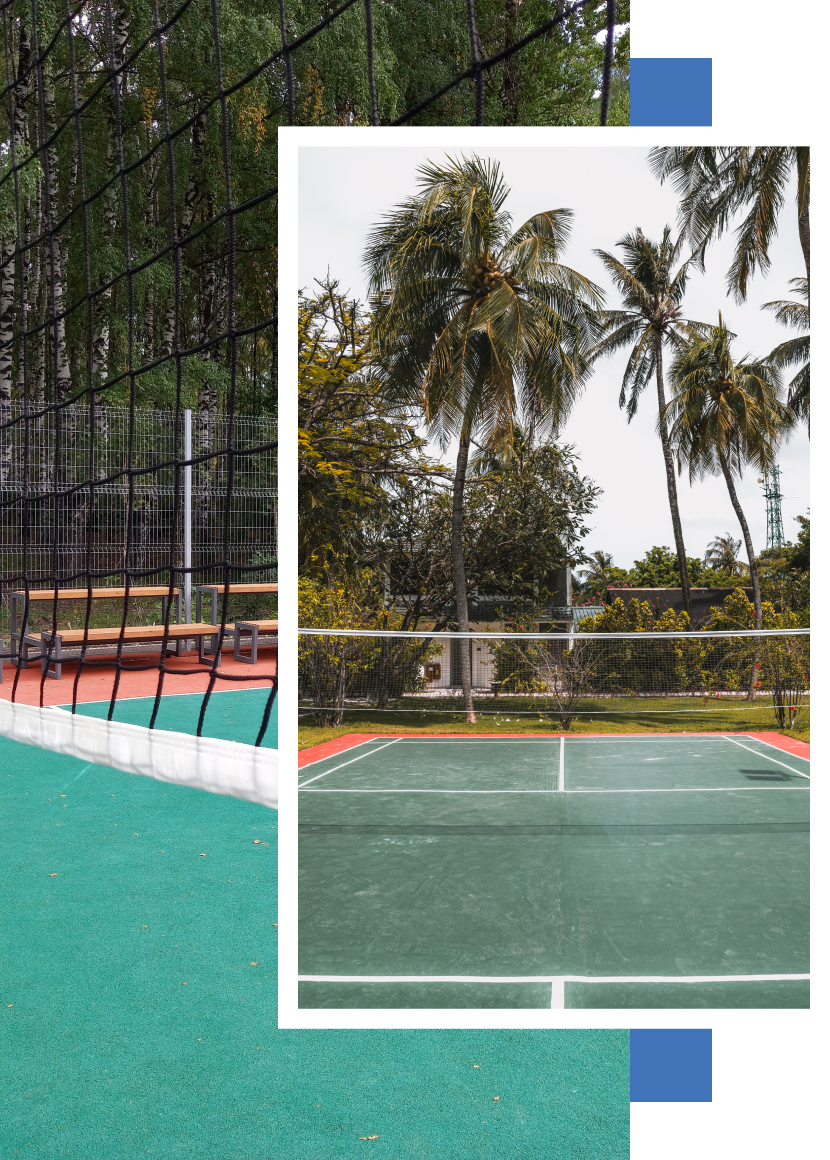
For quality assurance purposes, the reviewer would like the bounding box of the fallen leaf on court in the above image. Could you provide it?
[133,833,139,836]
[473,1065,479,1069]
[199,853,206,857]
[272,923,278,927]
[182,982,188,986]
[250,962,258,966]
[49,873,58,877]
[493,1096,499,1101]
[253,839,261,844]
[359,1136,379,1141]
[142,926,148,929]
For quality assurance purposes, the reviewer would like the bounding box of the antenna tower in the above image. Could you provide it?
[759,465,785,549]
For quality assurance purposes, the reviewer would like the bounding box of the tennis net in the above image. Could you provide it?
[298,628,810,729]
[1,1,277,802]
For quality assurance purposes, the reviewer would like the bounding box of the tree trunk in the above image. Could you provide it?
[158,111,208,360]
[499,1,521,125]
[92,7,130,387]
[451,435,475,722]
[655,336,692,617]
[0,21,31,407]
[718,447,763,700]
[42,80,71,402]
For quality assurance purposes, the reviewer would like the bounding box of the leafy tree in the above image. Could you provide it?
[297,572,431,724]
[648,147,810,302]
[298,279,447,576]
[277,0,629,126]
[365,153,603,720]
[592,227,709,615]
[1,1,279,417]
[665,315,795,631]
[788,513,810,571]
[704,534,748,576]
[762,277,809,429]
[756,513,809,614]
[364,438,600,629]
[575,549,615,597]
[578,595,690,633]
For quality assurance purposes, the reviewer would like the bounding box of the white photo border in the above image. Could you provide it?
[279,124,825,1034]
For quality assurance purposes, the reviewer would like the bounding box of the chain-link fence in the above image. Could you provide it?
[0,402,276,631]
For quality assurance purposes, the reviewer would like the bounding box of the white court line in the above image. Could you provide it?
[299,972,808,983]
[300,788,558,794]
[723,734,810,779]
[745,733,810,762]
[299,786,808,794]
[558,736,565,792]
[298,737,403,787]
[298,736,385,771]
[565,786,809,794]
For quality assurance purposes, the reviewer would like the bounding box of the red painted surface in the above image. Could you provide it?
[1,648,277,706]
[299,729,809,767]
[744,731,810,758]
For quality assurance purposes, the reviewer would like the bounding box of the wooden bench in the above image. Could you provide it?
[28,623,219,680]
[9,586,181,667]
[233,620,278,665]
[195,583,278,626]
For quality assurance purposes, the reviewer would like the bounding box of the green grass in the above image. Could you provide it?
[299,704,809,751]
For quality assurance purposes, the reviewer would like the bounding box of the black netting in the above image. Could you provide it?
[1,0,277,742]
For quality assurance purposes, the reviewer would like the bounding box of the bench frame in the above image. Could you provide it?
[195,583,278,626]
[233,621,277,665]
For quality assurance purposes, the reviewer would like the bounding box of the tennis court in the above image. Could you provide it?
[298,733,809,1009]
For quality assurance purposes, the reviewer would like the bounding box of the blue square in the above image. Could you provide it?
[630,58,712,126]
[630,1029,712,1102]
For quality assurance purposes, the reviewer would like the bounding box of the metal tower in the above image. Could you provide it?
[759,465,785,549]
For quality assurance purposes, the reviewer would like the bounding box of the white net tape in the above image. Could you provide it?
[0,700,278,810]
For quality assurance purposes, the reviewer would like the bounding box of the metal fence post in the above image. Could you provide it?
[184,409,192,630]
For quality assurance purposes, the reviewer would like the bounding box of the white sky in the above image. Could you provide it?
[298,145,809,570]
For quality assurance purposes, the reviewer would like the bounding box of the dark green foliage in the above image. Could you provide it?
[278,0,629,126]
[2,1,277,416]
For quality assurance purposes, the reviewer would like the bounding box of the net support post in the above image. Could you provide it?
[184,409,193,645]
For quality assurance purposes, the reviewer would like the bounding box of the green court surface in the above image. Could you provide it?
[1,706,631,1157]
[299,735,809,1009]
[71,686,277,748]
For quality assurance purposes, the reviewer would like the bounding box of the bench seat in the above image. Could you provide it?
[30,623,220,679]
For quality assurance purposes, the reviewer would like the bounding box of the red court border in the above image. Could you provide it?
[1,649,277,705]
[299,730,809,768]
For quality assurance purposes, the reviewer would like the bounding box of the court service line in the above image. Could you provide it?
[298,972,808,983]
[722,734,810,779]
[298,736,386,771]
[300,788,558,794]
[558,736,565,792]
[298,738,403,787]
[565,786,809,794]
[299,786,808,794]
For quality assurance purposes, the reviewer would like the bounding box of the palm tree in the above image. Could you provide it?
[647,147,810,302]
[592,227,709,617]
[704,534,748,577]
[365,155,604,721]
[665,315,794,633]
[762,277,809,430]
[577,550,615,594]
